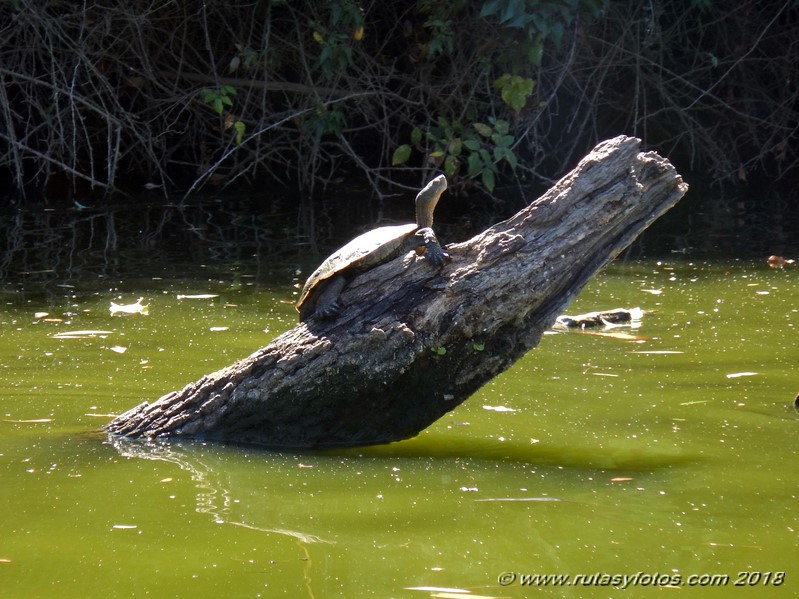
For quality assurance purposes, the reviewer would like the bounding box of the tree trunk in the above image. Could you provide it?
[106,136,688,448]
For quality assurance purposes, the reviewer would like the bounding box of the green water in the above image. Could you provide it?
[1,259,797,598]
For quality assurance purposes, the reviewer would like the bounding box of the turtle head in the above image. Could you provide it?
[415,174,448,229]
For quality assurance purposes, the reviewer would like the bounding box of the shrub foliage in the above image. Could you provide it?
[0,0,796,201]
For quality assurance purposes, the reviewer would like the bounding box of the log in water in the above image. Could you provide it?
[106,136,688,447]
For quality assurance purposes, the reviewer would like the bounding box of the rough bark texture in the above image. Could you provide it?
[106,136,688,447]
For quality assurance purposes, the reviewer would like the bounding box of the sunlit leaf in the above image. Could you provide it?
[473,122,492,137]
[494,74,535,113]
[410,126,423,146]
[391,144,412,165]
[234,120,245,145]
[444,155,459,177]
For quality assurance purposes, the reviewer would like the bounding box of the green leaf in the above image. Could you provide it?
[493,146,518,169]
[431,346,447,356]
[495,74,535,113]
[391,144,412,165]
[221,95,234,107]
[447,138,462,157]
[551,21,565,46]
[503,148,518,169]
[463,138,481,151]
[467,153,484,176]
[234,121,245,145]
[527,41,544,65]
[493,119,510,135]
[444,155,459,178]
[492,134,514,148]
[473,122,492,137]
[492,73,511,90]
[213,98,224,114]
[479,0,502,17]
[410,126,423,146]
[499,0,518,24]
[472,342,485,351]
[482,169,496,192]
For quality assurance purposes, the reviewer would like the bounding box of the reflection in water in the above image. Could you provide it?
[333,431,698,472]
[107,435,333,546]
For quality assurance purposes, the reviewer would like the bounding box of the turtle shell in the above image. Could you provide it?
[296,223,419,315]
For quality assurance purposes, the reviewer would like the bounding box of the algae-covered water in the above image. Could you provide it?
[1,205,798,598]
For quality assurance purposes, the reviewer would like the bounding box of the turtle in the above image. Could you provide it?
[296,174,449,321]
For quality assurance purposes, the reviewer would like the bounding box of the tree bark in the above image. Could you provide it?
[106,136,688,448]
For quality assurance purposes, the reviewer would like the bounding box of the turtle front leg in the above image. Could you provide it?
[313,275,347,319]
[416,227,450,266]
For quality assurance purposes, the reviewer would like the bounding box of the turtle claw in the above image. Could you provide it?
[426,246,450,267]
[312,275,346,320]
[316,301,341,320]
[416,227,449,267]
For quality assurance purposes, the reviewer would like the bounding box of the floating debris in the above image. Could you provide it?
[108,346,127,354]
[475,497,561,502]
[52,330,114,339]
[482,405,517,412]
[767,255,795,268]
[405,587,471,594]
[110,298,149,316]
[176,294,219,300]
[726,372,758,379]
[555,307,643,330]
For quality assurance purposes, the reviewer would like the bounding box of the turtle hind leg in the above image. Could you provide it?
[416,227,450,267]
[313,275,347,320]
